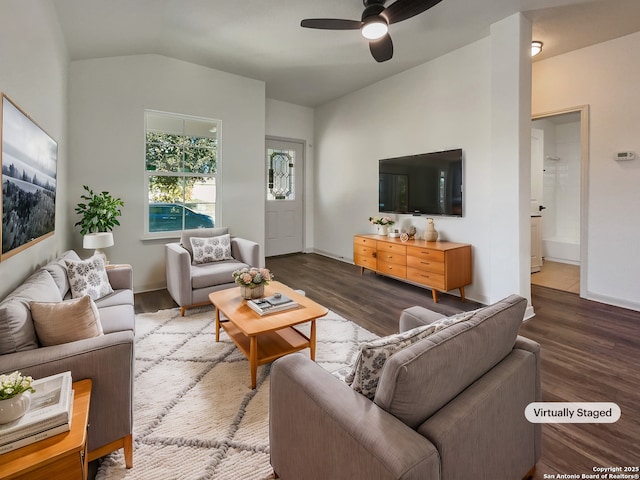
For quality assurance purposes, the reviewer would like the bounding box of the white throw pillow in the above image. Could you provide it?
[190,234,232,264]
[30,295,103,347]
[345,309,479,400]
[65,256,114,300]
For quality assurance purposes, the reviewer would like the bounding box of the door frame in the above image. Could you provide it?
[264,136,306,256]
[531,105,589,298]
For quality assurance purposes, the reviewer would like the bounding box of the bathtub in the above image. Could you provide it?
[542,236,580,265]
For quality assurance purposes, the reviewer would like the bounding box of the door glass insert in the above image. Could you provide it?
[267,148,295,200]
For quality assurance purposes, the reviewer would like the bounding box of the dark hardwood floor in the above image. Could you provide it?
[135,252,640,478]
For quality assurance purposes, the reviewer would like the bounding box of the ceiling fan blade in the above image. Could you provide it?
[300,18,362,30]
[382,0,443,25]
[369,34,394,62]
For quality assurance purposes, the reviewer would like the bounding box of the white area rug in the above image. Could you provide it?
[96,306,377,480]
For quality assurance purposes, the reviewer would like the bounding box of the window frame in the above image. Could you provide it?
[143,110,221,239]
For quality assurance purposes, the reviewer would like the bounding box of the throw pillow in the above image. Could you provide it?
[345,309,479,400]
[0,270,62,355]
[190,234,232,264]
[30,295,103,347]
[65,256,114,300]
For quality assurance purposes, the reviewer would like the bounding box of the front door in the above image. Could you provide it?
[265,139,304,256]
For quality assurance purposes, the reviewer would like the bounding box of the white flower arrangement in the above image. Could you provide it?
[0,371,35,400]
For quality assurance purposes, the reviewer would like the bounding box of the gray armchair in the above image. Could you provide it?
[270,295,541,480]
[165,227,260,316]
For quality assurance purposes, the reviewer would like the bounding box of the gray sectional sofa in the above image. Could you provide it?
[0,250,134,467]
[270,294,541,480]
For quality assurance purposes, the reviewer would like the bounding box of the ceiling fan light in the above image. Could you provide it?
[531,41,543,57]
[362,18,388,40]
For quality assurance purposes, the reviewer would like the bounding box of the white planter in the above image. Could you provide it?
[0,391,31,424]
[376,225,389,236]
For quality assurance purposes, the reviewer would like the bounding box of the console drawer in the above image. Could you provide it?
[377,260,406,278]
[407,268,445,290]
[354,254,377,269]
[376,251,406,266]
[407,255,445,274]
[354,236,377,247]
[377,242,407,256]
[407,246,445,263]
[354,244,376,257]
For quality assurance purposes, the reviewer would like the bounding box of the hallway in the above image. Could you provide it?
[531,260,580,294]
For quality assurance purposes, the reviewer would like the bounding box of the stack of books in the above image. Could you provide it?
[247,293,299,316]
[0,371,74,453]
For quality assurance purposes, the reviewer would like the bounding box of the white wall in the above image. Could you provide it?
[68,55,266,292]
[265,99,315,251]
[533,31,640,311]
[0,0,69,300]
[313,14,532,305]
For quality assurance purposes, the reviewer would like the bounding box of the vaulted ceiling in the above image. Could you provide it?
[51,0,640,107]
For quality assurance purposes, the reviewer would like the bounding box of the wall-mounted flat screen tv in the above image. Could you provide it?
[379,148,463,217]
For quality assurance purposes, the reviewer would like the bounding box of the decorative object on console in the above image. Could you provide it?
[232,267,273,299]
[425,217,438,241]
[74,185,124,263]
[368,216,394,236]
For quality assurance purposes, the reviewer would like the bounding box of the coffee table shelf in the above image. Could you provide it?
[222,321,310,366]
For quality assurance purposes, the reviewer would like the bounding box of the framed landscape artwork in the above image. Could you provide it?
[1,94,58,260]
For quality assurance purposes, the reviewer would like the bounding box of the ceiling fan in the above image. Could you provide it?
[300,0,443,63]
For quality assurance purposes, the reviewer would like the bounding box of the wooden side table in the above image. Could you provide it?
[0,379,92,480]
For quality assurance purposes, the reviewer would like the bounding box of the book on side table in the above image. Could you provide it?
[0,371,73,453]
[247,293,299,316]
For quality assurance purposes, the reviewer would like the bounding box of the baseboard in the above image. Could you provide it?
[523,305,536,321]
[310,248,354,264]
[585,291,640,313]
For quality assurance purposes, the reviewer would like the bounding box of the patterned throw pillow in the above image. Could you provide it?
[345,309,479,400]
[65,256,114,300]
[190,234,232,264]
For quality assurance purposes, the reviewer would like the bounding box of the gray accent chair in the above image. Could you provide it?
[165,227,260,316]
[270,294,541,480]
[0,251,134,468]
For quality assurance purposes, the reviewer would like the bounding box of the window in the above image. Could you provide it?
[266,147,295,200]
[144,111,220,236]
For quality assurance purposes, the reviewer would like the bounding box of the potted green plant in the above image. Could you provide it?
[74,185,124,260]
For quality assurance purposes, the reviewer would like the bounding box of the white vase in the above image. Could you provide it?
[0,391,31,425]
[376,225,389,236]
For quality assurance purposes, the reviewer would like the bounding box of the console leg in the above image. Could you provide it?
[431,289,439,303]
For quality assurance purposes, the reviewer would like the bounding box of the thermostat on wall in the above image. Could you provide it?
[615,151,636,161]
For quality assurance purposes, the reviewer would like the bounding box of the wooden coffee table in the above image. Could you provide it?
[209,281,328,388]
